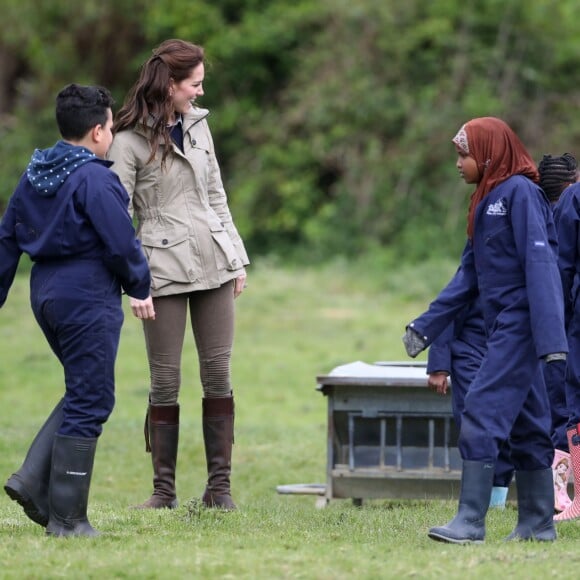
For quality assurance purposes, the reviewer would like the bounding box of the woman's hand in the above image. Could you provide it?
[234,272,247,299]
[130,296,156,320]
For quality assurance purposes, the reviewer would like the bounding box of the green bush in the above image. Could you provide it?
[2,0,580,262]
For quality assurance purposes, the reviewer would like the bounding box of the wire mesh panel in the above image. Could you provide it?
[344,413,458,472]
[317,362,463,503]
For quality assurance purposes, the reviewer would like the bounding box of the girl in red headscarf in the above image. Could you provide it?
[455,117,539,238]
[403,117,567,544]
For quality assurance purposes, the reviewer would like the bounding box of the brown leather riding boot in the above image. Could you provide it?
[201,395,236,510]
[132,404,179,509]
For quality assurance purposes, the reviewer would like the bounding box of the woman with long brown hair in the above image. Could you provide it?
[108,39,249,511]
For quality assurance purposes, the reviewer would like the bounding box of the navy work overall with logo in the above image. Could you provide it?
[411,175,567,471]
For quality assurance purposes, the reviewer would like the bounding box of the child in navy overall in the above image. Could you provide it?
[403,117,567,544]
[551,158,580,521]
[537,152,578,513]
[1,84,154,537]
[426,293,514,509]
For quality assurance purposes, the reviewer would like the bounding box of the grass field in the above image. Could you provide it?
[1,258,579,579]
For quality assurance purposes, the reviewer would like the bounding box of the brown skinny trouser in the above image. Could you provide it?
[135,283,237,509]
[142,282,235,403]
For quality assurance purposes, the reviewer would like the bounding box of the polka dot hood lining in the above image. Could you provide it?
[26,140,96,197]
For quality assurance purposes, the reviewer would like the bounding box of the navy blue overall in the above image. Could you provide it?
[554,182,580,430]
[542,357,568,450]
[538,201,569,451]
[0,142,150,438]
[427,295,514,486]
[411,175,567,471]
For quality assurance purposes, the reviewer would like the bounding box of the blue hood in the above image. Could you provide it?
[26,140,97,196]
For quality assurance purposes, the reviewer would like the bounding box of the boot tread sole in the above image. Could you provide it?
[428,530,484,545]
[4,480,48,527]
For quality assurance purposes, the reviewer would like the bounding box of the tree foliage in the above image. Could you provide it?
[2,0,580,262]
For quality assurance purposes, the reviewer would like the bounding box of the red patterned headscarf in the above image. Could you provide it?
[452,117,539,239]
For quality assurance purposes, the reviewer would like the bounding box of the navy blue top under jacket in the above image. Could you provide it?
[0,140,151,306]
[411,175,567,360]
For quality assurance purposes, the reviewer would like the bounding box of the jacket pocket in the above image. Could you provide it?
[210,224,242,271]
[140,226,197,289]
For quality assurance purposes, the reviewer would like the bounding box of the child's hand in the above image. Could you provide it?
[428,372,449,395]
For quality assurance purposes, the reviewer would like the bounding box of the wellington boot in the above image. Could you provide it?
[552,448,572,513]
[489,486,508,510]
[505,469,556,541]
[428,461,494,544]
[201,395,236,510]
[46,435,99,537]
[555,427,580,521]
[4,399,64,527]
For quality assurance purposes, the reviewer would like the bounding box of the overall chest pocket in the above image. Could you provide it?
[140,226,197,289]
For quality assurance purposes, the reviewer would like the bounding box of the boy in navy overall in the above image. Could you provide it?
[1,84,154,537]
[403,117,567,544]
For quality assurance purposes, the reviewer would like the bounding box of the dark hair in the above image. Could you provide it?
[113,39,205,166]
[56,84,114,140]
[538,152,578,203]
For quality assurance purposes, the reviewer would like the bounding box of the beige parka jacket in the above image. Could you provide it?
[107,106,249,297]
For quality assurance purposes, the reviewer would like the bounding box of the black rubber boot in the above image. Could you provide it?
[201,395,236,510]
[4,398,65,527]
[428,460,494,544]
[132,404,179,509]
[505,468,556,541]
[46,434,99,537]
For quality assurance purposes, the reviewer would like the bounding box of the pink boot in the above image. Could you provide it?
[552,448,572,512]
[554,427,580,521]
